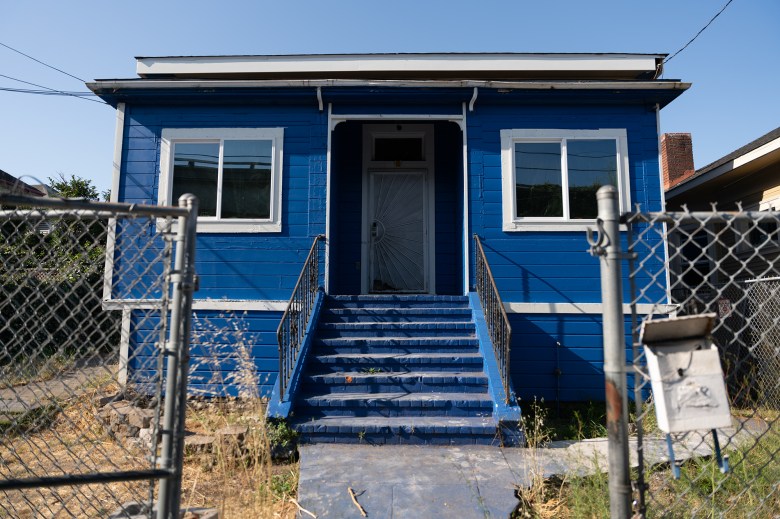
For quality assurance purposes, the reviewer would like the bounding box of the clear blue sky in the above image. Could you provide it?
[1,0,777,193]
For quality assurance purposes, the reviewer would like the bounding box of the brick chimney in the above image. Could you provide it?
[661,133,695,190]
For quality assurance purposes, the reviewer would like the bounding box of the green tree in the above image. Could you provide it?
[48,173,99,200]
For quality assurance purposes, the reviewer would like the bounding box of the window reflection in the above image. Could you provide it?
[222,140,272,219]
[514,142,562,217]
[567,140,617,219]
[172,142,219,217]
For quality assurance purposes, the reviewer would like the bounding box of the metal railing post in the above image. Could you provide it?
[595,185,632,518]
[157,194,198,519]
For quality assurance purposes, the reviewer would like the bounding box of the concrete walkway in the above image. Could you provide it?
[0,363,113,418]
[297,425,761,518]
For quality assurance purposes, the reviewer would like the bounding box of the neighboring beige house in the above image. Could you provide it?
[661,129,780,406]
[663,128,780,286]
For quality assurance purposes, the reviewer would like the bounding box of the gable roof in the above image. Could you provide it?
[0,170,46,197]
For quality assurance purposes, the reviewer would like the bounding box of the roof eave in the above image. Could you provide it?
[134,53,666,81]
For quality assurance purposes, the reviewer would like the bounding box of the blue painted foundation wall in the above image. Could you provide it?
[509,313,638,402]
[115,88,667,400]
[128,309,282,397]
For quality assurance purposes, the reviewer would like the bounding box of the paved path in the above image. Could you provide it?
[297,425,762,518]
[0,364,114,418]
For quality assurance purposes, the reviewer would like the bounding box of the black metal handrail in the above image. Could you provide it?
[277,235,325,401]
[474,234,512,403]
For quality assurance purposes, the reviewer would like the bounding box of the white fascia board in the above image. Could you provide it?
[136,54,662,78]
[89,79,690,92]
[668,136,780,198]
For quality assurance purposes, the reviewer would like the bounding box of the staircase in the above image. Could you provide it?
[289,295,500,445]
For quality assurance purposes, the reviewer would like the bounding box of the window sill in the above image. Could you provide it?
[503,221,627,232]
[157,219,281,233]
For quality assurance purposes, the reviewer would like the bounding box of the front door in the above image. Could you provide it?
[368,170,426,292]
[362,124,435,293]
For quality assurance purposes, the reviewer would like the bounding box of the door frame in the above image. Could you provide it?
[360,123,435,294]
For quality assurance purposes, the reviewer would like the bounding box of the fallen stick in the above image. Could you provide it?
[289,497,317,518]
[348,487,367,517]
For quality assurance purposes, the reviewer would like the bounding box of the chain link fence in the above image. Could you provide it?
[0,192,197,518]
[626,208,780,517]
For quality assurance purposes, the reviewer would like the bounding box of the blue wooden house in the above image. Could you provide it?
[89,53,687,444]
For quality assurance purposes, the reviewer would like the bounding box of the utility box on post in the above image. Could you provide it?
[640,313,732,433]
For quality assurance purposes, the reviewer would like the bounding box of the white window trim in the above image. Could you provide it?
[500,128,630,232]
[159,127,284,233]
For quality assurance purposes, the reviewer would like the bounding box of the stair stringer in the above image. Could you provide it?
[266,289,325,419]
[468,292,524,446]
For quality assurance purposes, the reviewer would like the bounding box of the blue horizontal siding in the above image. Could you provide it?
[508,313,636,402]
[115,103,328,301]
[128,309,282,397]
[468,100,665,306]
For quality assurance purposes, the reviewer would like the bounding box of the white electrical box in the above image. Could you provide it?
[640,314,732,433]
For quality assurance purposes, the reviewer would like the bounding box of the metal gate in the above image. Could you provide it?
[0,192,197,518]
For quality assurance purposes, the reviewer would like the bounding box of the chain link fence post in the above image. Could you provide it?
[157,194,198,519]
[593,185,632,518]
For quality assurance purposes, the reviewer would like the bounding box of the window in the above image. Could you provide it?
[735,199,780,254]
[159,128,284,232]
[500,129,630,231]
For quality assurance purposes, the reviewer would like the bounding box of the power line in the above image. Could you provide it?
[0,86,96,96]
[664,0,736,64]
[0,74,107,106]
[0,41,86,83]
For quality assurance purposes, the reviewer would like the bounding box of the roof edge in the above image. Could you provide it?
[134,53,667,81]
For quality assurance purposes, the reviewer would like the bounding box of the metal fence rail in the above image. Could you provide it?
[473,234,512,404]
[277,234,325,401]
[624,208,780,518]
[0,193,197,518]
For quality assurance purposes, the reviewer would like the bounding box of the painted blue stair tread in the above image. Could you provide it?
[300,392,493,406]
[311,352,484,363]
[306,371,488,384]
[293,416,497,434]
[316,337,479,346]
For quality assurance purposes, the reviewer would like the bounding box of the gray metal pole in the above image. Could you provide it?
[156,194,198,519]
[170,194,198,519]
[596,185,632,518]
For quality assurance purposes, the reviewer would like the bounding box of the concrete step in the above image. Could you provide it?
[302,371,488,393]
[314,337,480,354]
[326,295,469,309]
[292,416,499,445]
[308,353,484,372]
[317,321,476,338]
[319,307,473,323]
[296,392,494,418]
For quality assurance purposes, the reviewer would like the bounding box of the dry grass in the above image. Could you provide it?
[179,399,299,519]
[1,383,298,518]
[1,382,153,518]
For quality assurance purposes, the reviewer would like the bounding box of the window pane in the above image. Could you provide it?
[374,137,424,161]
[222,140,272,219]
[515,142,562,217]
[172,142,218,217]
[567,140,617,219]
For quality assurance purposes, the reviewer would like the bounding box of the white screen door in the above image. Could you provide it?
[368,170,426,292]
